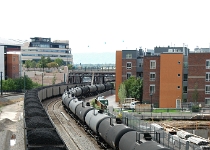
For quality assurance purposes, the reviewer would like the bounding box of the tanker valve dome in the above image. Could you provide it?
[143,133,152,141]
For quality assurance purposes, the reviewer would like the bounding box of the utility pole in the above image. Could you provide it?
[1,72,2,96]
[24,72,25,93]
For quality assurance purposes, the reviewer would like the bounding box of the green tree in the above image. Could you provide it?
[2,78,15,91]
[47,62,59,69]
[68,64,73,70]
[31,61,37,71]
[124,76,136,97]
[54,58,64,67]
[46,56,52,64]
[25,60,32,71]
[40,56,47,72]
[130,78,143,103]
[118,83,127,104]
[52,73,57,85]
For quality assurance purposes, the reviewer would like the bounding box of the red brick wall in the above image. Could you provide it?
[188,53,210,103]
[143,56,160,106]
[122,59,137,81]
[7,54,20,78]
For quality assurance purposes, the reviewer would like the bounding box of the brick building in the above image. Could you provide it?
[115,46,193,108]
[0,38,21,79]
[188,51,210,106]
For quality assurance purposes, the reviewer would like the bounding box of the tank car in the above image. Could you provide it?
[69,98,83,115]
[71,87,82,97]
[98,118,135,149]
[80,86,90,96]
[75,101,93,125]
[119,131,170,150]
[87,85,97,95]
[96,84,105,93]
[85,109,110,137]
[104,82,113,91]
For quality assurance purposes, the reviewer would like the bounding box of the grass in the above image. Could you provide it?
[152,109,179,113]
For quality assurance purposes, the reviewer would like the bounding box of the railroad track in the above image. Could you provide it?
[42,97,102,150]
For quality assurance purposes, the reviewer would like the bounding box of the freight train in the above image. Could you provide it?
[61,83,170,150]
[24,83,91,150]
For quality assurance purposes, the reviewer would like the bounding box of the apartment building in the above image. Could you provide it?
[188,48,210,106]
[115,46,191,108]
[21,37,73,65]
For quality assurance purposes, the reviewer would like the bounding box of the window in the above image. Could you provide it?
[150,84,155,94]
[13,57,15,62]
[178,61,181,64]
[178,74,180,77]
[59,45,65,48]
[127,62,132,69]
[150,72,155,81]
[205,85,210,94]
[177,86,180,89]
[206,60,210,69]
[205,98,210,105]
[183,86,187,93]
[126,54,132,59]
[139,62,143,67]
[184,74,188,81]
[150,60,156,69]
[127,72,131,79]
[183,62,188,68]
[206,72,210,81]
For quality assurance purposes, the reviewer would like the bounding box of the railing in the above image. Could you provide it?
[108,111,207,150]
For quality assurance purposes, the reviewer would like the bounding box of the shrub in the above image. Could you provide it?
[192,105,200,112]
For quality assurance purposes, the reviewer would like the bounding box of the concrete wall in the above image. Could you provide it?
[0,46,5,80]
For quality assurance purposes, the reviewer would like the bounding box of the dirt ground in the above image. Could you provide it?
[0,96,24,132]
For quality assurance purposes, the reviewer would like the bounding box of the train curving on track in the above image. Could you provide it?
[24,83,83,150]
[61,83,170,150]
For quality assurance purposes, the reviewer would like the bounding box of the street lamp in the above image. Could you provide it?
[150,93,153,116]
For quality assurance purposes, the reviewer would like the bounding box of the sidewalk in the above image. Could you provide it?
[106,94,119,108]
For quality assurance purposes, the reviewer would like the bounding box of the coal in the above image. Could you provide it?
[25,117,53,128]
[24,101,42,108]
[25,108,47,117]
[28,147,67,150]
[25,97,40,102]
[27,129,63,145]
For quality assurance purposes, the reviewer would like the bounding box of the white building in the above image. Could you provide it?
[21,37,73,65]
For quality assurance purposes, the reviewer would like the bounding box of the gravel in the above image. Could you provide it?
[10,119,25,150]
[0,130,12,150]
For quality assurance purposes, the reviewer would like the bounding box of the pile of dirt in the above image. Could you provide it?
[0,122,5,131]
[0,118,15,131]
[0,118,15,125]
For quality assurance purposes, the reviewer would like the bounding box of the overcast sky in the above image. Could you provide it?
[1,0,210,53]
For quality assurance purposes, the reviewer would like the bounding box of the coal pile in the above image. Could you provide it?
[28,147,67,150]
[24,108,48,117]
[27,129,63,145]
[25,117,53,128]
[24,88,67,150]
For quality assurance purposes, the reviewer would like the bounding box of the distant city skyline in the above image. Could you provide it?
[1,0,210,53]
